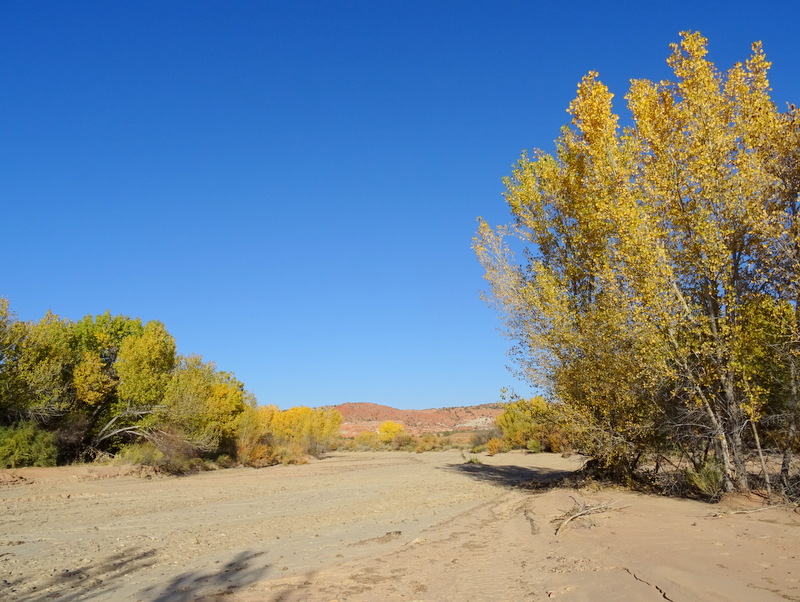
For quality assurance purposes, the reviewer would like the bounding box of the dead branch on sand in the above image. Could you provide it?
[552,496,629,536]
[706,503,799,519]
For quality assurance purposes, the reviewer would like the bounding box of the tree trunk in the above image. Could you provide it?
[723,381,749,491]
[701,395,736,492]
[751,420,773,501]
[781,359,799,490]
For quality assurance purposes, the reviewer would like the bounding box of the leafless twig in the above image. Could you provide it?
[707,502,799,518]
[553,496,629,535]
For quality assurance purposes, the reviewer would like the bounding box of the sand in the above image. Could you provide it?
[1,450,798,601]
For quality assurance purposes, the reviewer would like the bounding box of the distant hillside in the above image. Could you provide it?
[332,402,505,438]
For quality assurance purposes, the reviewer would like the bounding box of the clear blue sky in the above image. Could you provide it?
[2,1,799,409]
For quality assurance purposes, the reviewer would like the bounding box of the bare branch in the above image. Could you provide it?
[552,497,629,535]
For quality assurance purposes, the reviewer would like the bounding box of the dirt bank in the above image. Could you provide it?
[1,451,798,601]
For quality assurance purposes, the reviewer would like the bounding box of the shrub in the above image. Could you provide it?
[244,444,277,467]
[526,438,542,453]
[686,461,725,500]
[340,438,357,451]
[355,431,380,450]
[114,441,164,467]
[53,413,92,463]
[0,422,58,468]
[114,432,202,475]
[235,405,276,466]
[487,437,504,456]
[471,429,502,448]
[546,431,570,454]
[415,433,439,453]
[215,454,235,468]
[391,432,414,450]
[151,431,202,474]
[274,441,308,465]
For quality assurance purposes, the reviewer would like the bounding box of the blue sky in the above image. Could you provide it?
[2,1,799,410]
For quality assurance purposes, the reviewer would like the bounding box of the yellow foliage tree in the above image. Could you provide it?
[234,405,342,465]
[270,406,342,455]
[73,350,115,407]
[476,32,799,491]
[377,420,405,444]
[161,355,248,454]
[116,321,176,409]
[235,404,278,466]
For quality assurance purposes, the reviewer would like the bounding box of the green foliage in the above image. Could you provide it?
[116,321,176,408]
[115,432,205,475]
[160,355,248,455]
[73,350,115,407]
[10,313,76,416]
[686,461,725,500]
[114,440,164,467]
[0,297,347,469]
[526,438,541,453]
[71,311,144,363]
[214,454,234,468]
[0,422,57,468]
[463,452,483,465]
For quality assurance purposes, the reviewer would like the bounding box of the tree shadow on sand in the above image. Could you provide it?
[5,548,270,602]
[7,546,158,602]
[138,550,271,601]
[441,459,580,489]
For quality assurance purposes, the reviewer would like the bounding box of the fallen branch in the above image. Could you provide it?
[707,502,799,518]
[553,496,629,535]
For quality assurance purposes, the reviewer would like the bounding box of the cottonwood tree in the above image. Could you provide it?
[270,406,343,455]
[476,32,798,492]
[92,320,177,448]
[0,298,344,467]
[160,354,249,455]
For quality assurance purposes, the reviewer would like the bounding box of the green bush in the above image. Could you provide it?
[215,454,235,468]
[114,433,204,475]
[0,422,58,468]
[686,461,725,500]
[114,441,164,466]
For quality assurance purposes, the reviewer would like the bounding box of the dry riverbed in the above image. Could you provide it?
[2,450,799,601]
